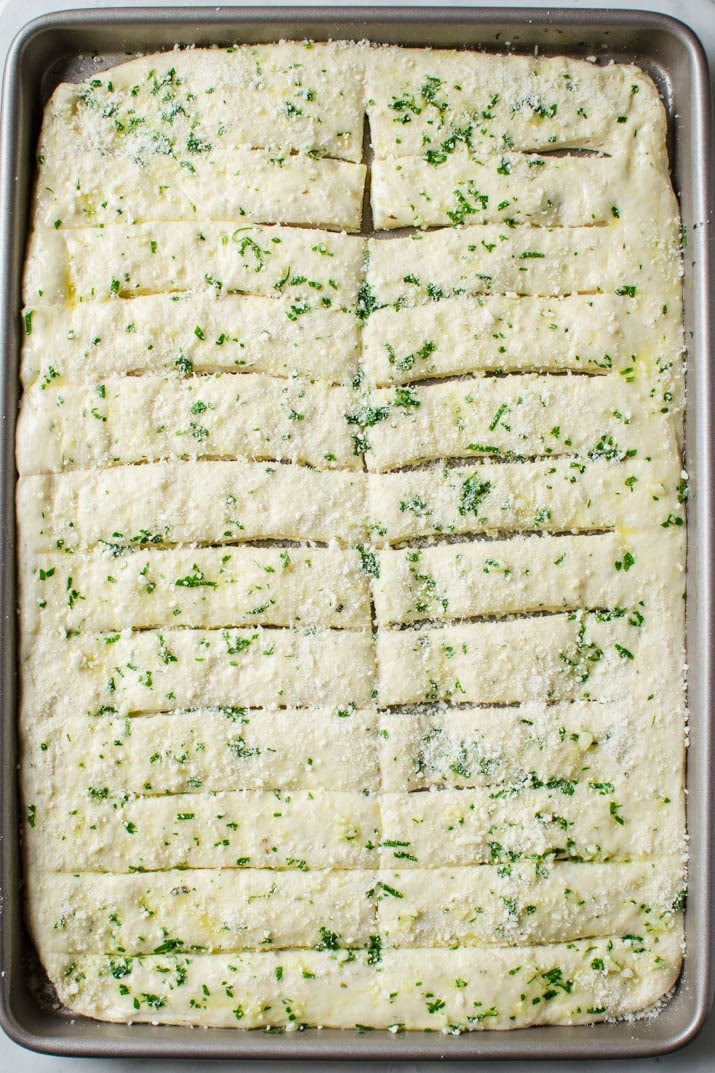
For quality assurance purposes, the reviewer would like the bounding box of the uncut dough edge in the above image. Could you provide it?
[17,40,687,1034]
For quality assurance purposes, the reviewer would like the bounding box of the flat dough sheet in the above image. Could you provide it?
[17,42,686,1033]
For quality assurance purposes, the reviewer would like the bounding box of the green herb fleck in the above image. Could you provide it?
[459,474,491,516]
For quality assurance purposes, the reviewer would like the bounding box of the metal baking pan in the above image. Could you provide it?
[0,5,712,1060]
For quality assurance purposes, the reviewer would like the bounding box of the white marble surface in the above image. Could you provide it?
[0,0,713,1068]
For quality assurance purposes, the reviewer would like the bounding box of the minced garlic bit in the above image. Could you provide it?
[17,41,686,1033]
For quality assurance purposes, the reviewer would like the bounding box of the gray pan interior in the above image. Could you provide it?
[0,5,712,1060]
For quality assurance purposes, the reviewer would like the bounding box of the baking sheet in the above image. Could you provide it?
[0,5,712,1059]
